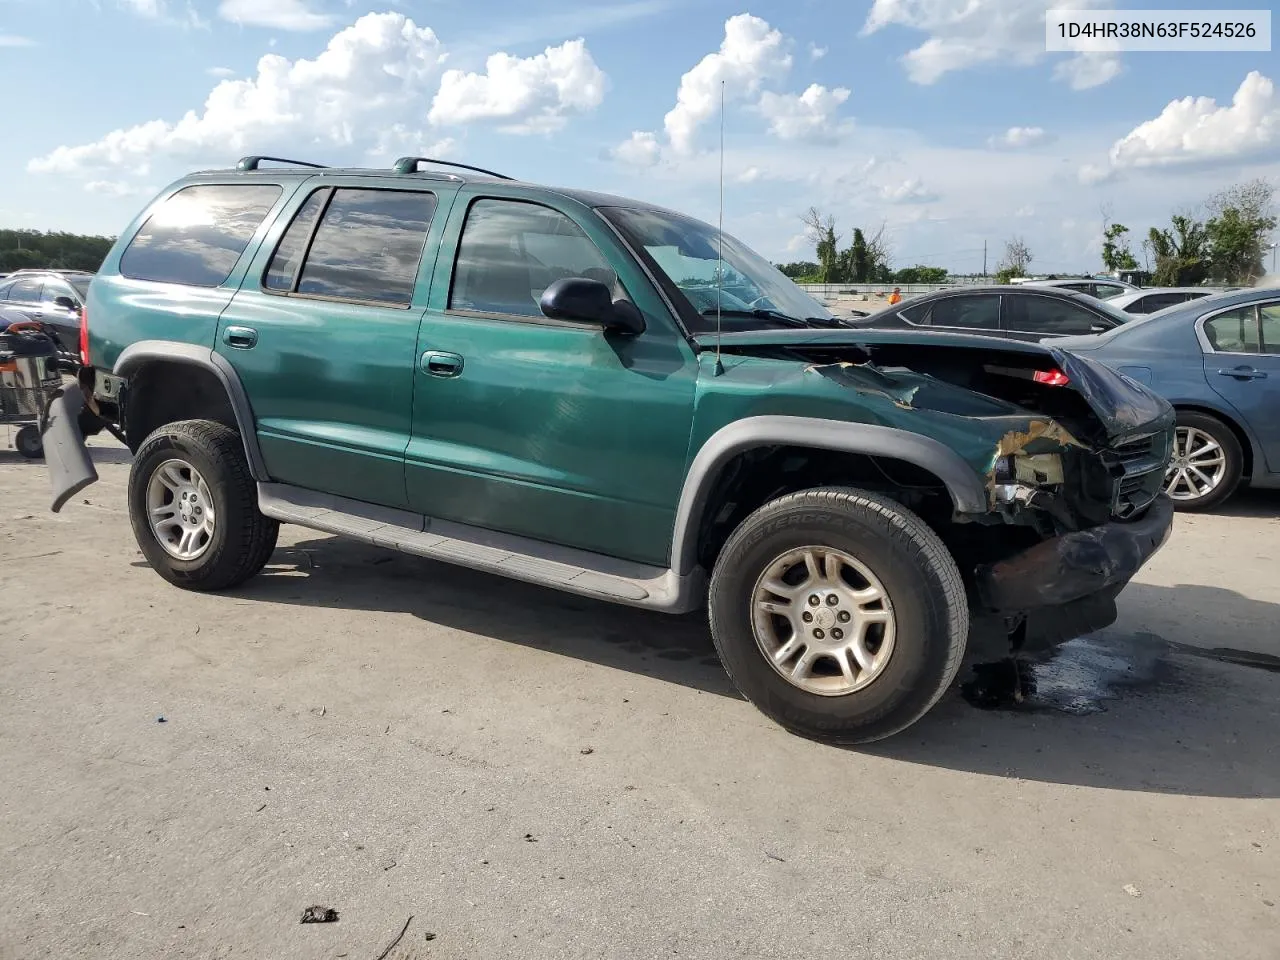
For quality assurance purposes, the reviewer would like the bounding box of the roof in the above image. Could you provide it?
[183,155,684,217]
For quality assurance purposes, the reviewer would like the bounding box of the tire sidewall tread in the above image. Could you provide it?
[128,419,278,591]
[709,487,968,745]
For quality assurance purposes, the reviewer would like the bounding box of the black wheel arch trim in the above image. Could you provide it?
[669,415,988,575]
[113,341,269,481]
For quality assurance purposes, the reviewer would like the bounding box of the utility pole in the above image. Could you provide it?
[982,240,987,278]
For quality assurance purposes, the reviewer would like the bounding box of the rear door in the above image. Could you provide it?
[1004,292,1116,339]
[1202,299,1280,473]
[216,178,459,509]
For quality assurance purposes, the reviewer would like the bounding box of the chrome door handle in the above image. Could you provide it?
[223,325,258,349]
[1216,367,1266,381]
[421,350,464,378]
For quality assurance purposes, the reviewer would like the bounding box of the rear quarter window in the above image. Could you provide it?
[120,183,283,287]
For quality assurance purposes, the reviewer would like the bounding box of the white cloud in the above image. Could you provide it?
[757,84,851,143]
[1015,204,1036,217]
[30,13,448,175]
[429,38,607,134]
[862,0,1121,89]
[737,166,762,183]
[989,126,1049,149]
[119,0,164,16]
[1108,71,1280,170]
[0,34,37,47]
[218,0,335,31]
[206,66,236,78]
[809,42,827,60]
[663,13,792,153]
[84,180,151,197]
[613,130,661,167]
[1054,52,1122,90]
[879,178,938,203]
[1077,162,1116,186]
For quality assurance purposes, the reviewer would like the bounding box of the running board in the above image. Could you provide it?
[256,483,703,613]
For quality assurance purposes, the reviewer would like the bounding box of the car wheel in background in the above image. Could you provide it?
[1164,411,1243,511]
[128,419,279,590]
[708,487,968,744]
[14,424,43,459]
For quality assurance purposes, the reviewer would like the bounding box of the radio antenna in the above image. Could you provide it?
[714,79,726,377]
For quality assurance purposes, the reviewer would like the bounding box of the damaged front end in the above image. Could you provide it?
[700,328,1177,655]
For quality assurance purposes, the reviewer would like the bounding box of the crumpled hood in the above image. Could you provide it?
[694,328,1172,443]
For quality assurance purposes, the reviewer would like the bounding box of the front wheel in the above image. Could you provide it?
[708,487,968,744]
[128,420,279,591]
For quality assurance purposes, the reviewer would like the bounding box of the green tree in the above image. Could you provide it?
[997,236,1033,280]
[1204,179,1276,284]
[0,229,115,272]
[802,208,843,282]
[849,228,870,283]
[776,261,819,279]
[1102,223,1139,272]
[894,265,948,284]
[1148,215,1210,286]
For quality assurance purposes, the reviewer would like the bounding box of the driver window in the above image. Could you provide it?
[1203,307,1259,353]
[450,199,618,318]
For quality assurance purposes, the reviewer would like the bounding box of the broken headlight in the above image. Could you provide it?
[993,453,1064,505]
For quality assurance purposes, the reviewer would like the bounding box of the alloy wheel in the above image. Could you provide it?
[1164,426,1227,503]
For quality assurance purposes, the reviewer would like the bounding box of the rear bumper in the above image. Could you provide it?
[975,495,1174,614]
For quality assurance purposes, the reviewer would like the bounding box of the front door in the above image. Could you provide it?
[1202,299,1280,473]
[216,180,454,509]
[405,194,698,565]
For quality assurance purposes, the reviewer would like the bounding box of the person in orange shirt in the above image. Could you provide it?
[886,287,903,306]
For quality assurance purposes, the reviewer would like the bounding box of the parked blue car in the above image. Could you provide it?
[1056,287,1280,510]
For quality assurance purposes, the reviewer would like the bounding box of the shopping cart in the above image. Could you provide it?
[0,321,63,459]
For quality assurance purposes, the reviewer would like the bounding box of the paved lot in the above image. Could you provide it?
[2,436,1277,960]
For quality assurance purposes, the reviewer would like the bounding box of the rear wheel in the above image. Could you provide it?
[128,420,278,590]
[1164,411,1242,511]
[708,487,968,744]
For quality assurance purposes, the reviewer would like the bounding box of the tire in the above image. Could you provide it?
[128,419,279,591]
[14,424,43,459]
[708,487,968,744]
[1165,411,1243,512]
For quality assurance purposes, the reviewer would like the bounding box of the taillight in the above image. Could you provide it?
[984,363,1072,387]
[78,305,89,367]
[1032,369,1070,387]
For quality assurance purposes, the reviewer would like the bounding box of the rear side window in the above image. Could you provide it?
[898,301,930,325]
[121,184,282,287]
[264,188,437,307]
[1204,307,1259,353]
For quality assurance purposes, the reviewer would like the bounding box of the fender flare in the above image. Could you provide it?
[669,415,989,575]
[113,340,269,481]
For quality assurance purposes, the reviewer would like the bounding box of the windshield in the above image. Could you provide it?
[600,206,835,332]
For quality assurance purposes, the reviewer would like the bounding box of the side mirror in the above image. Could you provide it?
[53,296,78,311]
[540,278,645,335]
[1090,323,1110,333]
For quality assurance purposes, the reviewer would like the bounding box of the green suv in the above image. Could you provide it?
[43,156,1176,743]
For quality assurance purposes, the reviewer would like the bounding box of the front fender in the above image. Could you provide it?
[668,415,988,575]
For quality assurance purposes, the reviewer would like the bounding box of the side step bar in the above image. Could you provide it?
[256,483,704,614]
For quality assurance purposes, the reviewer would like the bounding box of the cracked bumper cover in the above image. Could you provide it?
[975,495,1174,614]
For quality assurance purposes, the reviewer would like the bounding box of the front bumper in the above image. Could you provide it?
[975,495,1174,614]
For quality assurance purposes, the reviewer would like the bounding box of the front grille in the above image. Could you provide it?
[1106,430,1172,519]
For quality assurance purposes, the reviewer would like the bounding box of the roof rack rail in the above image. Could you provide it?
[236,156,328,172]
[393,157,513,180]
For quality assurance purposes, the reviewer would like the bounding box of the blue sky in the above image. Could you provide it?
[1,0,1277,273]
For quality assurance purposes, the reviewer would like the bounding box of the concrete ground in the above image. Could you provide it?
[1,436,1277,960]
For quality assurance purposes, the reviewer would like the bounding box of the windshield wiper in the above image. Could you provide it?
[700,308,844,329]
